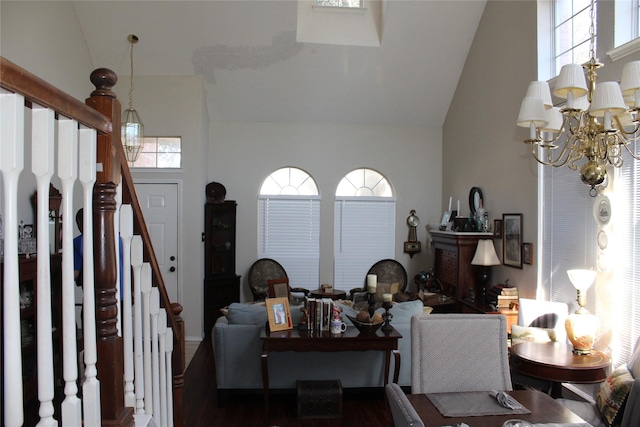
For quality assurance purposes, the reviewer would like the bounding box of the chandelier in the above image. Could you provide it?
[517,0,640,196]
[121,34,144,163]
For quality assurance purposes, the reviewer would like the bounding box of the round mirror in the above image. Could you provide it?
[468,187,483,215]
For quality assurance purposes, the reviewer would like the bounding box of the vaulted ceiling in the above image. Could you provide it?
[73,1,486,127]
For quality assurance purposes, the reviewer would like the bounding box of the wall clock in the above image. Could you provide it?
[404,210,421,258]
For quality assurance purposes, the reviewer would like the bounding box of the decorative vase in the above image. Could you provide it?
[565,309,600,355]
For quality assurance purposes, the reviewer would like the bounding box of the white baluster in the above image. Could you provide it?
[78,125,100,426]
[131,236,145,413]
[141,263,154,416]
[32,105,57,427]
[165,327,174,427]
[120,205,135,407]
[115,184,123,336]
[157,310,168,427]
[150,287,161,425]
[58,117,82,427]
[1,90,25,427]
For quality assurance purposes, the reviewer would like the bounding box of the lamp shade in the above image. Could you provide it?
[589,82,627,118]
[471,239,501,266]
[554,63,588,99]
[621,60,640,95]
[525,81,553,109]
[517,97,548,128]
[567,269,596,292]
[541,107,563,133]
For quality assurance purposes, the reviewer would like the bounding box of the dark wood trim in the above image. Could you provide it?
[0,57,112,133]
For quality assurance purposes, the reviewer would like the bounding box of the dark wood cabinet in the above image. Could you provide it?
[204,200,240,332]
[430,230,493,303]
[0,254,63,415]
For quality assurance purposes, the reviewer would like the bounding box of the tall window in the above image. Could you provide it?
[612,142,640,366]
[258,167,320,288]
[334,168,395,291]
[553,0,596,76]
[614,0,640,47]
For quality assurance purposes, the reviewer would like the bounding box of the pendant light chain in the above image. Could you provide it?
[588,0,596,64]
[128,34,138,110]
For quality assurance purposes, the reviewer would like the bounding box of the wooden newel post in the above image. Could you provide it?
[86,68,135,427]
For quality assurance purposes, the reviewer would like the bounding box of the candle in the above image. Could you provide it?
[457,200,460,216]
[383,293,392,302]
[448,196,452,212]
[367,274,377,293]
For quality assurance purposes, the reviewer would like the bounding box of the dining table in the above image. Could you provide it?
[406,389,590,427]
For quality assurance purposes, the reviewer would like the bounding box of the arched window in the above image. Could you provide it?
[258,167,320,287]
[334,168,396,291]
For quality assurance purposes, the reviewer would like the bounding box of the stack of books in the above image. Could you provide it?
[496,286,518,310]
[304,297,334,332]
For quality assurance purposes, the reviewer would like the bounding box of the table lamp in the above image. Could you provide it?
[566,269,600,355]
[471,239,501,302]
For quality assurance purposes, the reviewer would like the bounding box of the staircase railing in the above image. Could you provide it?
[1,57,185,427]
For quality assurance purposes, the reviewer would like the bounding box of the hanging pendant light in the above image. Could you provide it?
[121,34,144,163]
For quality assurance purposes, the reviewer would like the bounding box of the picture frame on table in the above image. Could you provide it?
[493,219,502,238]
[266,297,293,332]
[502,213,523,269]
[523,242,533,265]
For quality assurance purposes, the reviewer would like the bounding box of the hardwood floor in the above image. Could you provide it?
[183,334,394,427]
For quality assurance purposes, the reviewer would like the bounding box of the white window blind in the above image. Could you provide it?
[613,142,640,366]
[540,163,597,310]
[334,197,395,291]
[258,196,320,288]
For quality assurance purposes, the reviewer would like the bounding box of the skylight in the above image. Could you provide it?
[316,0,363,9]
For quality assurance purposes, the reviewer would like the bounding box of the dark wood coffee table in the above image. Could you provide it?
[510,341,611,397]
[407,389,588,426]
[260,326,401,411]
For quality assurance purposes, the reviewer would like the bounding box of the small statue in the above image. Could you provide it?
[298,306,309,330]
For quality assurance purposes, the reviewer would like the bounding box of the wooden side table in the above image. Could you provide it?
[510,341,611,397]
[260,326,401,411]
[309,289,347,300]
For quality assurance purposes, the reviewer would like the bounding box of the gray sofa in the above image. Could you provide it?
[212,299,424,396]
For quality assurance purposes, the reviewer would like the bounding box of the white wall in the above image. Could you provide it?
[443,1,539,297]
[210,122,443,302]
[113,76,209,339]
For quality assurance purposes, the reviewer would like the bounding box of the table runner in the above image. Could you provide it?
[427,391,532,417]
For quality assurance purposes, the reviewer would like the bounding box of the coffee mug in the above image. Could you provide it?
[330,319,347,334]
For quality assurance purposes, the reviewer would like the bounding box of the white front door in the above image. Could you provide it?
[134,181,180,302]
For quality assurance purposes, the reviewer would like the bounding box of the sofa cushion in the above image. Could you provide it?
[596,365,635,426]
[226,301,305,326]
[387,299,424,324]
[226,302,268,325]
[511,324,556,345]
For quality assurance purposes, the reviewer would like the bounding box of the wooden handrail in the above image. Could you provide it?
[0,57,112,134]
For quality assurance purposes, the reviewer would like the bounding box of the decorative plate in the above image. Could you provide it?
[597,229,608,250]
[593,194,611,226]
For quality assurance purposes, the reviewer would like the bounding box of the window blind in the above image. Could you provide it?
[258,196,320,288]
[541,162,597,310]
[334,197,396,291]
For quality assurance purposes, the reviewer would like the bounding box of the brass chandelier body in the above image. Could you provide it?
[517,0,640,195]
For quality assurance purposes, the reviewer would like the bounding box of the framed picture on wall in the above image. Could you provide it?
[502,213,522,269]
[523,242,533,265]
[493,219,502,238]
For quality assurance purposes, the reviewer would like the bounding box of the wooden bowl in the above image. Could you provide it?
[345,314,383,334]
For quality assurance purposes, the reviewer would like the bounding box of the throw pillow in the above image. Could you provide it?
[375,282,401,302]
[596,365,634,426]
[511,324,556,345]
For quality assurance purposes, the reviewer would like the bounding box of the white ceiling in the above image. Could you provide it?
[73,1,486,127]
